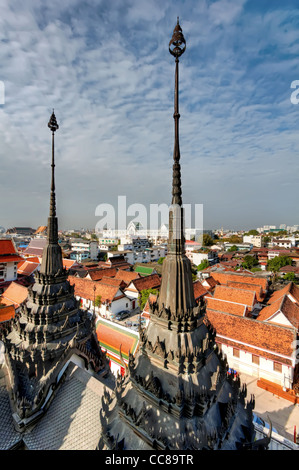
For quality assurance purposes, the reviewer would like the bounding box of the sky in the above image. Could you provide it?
[0,0,299,232]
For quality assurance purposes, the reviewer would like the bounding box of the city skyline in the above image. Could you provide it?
[1,0,299,231]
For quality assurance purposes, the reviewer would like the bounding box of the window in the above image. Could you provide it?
[274,362,282,373]
[233,348,240,358]
[252,355,259,365]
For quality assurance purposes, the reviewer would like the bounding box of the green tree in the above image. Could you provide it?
[157,257,165,265]
[267,256,292,273]
[227,245,238,252]
[244,229,259,236]
[202,233,214,246]
[197,259,209,271]
[242,255,259,270]
[94,295,102,308]
[283,272,295,281]
[138,288,159,310]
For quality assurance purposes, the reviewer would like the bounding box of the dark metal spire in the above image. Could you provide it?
[157,20,195,315]
[48,110,59,220]
[40,110,63,275]
[169,17,186,207]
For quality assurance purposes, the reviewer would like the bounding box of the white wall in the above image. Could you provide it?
[220,343,293,388]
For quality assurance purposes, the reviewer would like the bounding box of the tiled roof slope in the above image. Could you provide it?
[269,282,299,305]
[0,239,18,255]
[17,260,40,276]
[213,285,256,310]
[206,309,296,364]
[1,282,28,307]
[226,280,264,301]
[258,295,299,329]
[126,274,161,292]
[206,297,247,317]
[0,305,15,323]
[210,271,268,292]
[21,363,115,450]
[193,281,210,301]
[86,267,118,281]
[114,270,141,283]
[68,276,123,303]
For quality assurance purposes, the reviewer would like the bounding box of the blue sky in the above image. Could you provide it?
[0,0,299,232]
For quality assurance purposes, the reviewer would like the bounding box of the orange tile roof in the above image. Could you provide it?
[126,274,161,293]
[206,309,296,361]
[1,282,28,307]
[203,276,219,290]
[17,260,39,276]
[226,280,264,301]
[193,281,209,300]
[258,294,299,329]
[210,271,268,292]
[0,305,15,323]
[62,259,80,269]
[213,285,256,310]
[68,275,123,304]
[114,270,141,283]
[0,239,17,255]
[86,267,118,281]
[206,297,247,316]
[268,282,299,305]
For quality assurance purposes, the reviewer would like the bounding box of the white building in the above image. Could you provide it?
[243,235,262,248]
[70,240,99,260]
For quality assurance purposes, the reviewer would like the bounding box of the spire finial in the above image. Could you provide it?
[169,18,186,58]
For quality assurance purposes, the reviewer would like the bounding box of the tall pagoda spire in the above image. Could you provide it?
[157,19,195,315]
[40,110,63,275]
[98,20,256,451]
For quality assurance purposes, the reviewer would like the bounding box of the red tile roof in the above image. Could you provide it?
[193,281,210,301]
[213,285,256,310]
[206,309,296,363]
[114,270,141,283]
[206,297,247,316]
[258,294,299,330]
[17,260,40,276]
[226,280,264,301]
[1,282,28,307]
[86,267,118,281]
[0,305,15,323]
[268,282,299,305]
[210,271,268,292]
[125,274,161,293]
[0,239,18,255]
[68,275,123,304]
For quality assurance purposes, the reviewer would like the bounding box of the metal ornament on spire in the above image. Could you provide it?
[169,17,186,58]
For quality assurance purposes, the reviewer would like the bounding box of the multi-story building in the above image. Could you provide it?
[0,239,24,293]
[70,240,99,260]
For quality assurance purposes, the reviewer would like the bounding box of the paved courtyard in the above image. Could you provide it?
[240,372,299,443]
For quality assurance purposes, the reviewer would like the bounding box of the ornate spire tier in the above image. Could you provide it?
[1,111,109,431]
[98,21,257,451]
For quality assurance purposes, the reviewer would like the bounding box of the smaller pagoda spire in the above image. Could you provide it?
[40,110,63,275]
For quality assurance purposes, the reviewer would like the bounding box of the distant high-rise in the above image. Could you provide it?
[98,20,258,451]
